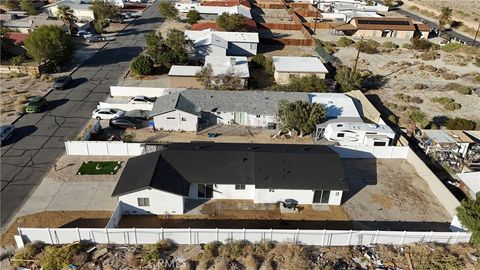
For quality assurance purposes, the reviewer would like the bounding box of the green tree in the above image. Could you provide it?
[277,100,326,137]
[439,6,453,32]
[335,66,363,92]
[1,27,13,59]
[272,75,326,92]
[445,118,476,130]
[457,193,480,248]
[3,0,18,10]
[93,18,107,33]
[216,13,245,32]
[187,10,201,25]
[24,25,75,65]
[90,0,120,32]
[19,0,37,15]
[57,5,76,35]
[144,30,192,67]
[130,55,154,76]
[159,2,178,19]
[195,64,245,90]
[406,109,429,129]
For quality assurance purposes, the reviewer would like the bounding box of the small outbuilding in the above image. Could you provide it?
[272,56,329,84]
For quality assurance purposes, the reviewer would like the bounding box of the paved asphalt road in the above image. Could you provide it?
[0,2,163,229]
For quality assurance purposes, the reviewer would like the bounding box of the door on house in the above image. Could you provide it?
[233,112,246,124]
[313,190,330,204]
[198,184,213,198]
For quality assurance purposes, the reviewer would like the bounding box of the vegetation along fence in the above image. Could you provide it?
[17,228,470,246]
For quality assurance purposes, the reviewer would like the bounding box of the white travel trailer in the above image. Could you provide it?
[322,122,395,146]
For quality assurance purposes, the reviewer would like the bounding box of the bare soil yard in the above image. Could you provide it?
[0,73,54,125]
[342,159,451,223]
[259,44,317,56]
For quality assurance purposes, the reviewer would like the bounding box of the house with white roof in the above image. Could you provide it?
[168,55,249,89]
[457,172,480,199]
[112,143,348,215]
[175,2,252,19]
[41,0,95,22]
[272,56,329,84]
[185,29,259,58]
[149,90,360,132]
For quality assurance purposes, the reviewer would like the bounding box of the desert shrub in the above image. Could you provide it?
[270,244,309,270]
[186,9,200,25]
[419,50,440,60]
[251,54,266,67]
[387,114,398,125]
[10,55,25,66]
[253,241,275,257]
[441,72,459,80]
[320,41,337,53]
[201,241,220,261]
[407,109,429,128]
[394,93,411,102]
[411,37,434,51]
[445,118,476,130]
[441,43,480,54]
[40,243,88,270]
[444,83,472,95]
[444,102,461,111]
[141,239,175,266]
[474,57,480,67]
[336,37,354,47]
[413,83,427,90]
[130,55,154,76]
[355,39,380,54]
[382,41,398,49]
[431,97,454,105]
[219,240,247,260]
[402,43,413,49]
[13,242,44,268]
[411,96,423,104]
[244,254,258,269]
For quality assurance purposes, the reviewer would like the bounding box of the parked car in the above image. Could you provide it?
[25,96,48,113]
[92,108,125,120]
[53,75,72,90]
[74,30,93,38]
[129,96,156,104]
[109,116,144,129]
[124,109,151,119]
[0,125,15,145]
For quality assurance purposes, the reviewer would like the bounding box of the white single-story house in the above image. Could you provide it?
[175,3,252,19]
[112,143,348,215]
[272,56,329,84]
[149,90,361,132]
[185,29,259,58]
[168,55,250,89]
[321,121,395,146]
[41,0,95,22]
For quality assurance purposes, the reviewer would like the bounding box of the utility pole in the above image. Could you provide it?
[473,22,480,47]
[352,35,364,73]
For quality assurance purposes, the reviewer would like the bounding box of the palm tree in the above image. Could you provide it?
[439,7,453,33]
[57,5,76,36]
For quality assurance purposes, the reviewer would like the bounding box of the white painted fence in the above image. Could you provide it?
[329,145,409,159]
[17,227,470,246]
[98,101,153,112]
[109,86,185,97]
[64,141,144,156]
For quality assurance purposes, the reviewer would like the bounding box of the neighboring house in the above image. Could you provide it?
[168,55,250,89]
[185,29,259,59]
[202,0,251,8]
[41,0,95,22]
[73,0,125,8]
[321,122,395,146]
[4,32,28,55]
[175,2,252,20]
[111,143,348,215]
[318,0,388,13]
[191,18,257,32]
[457,172,480,199]
[149,90,361,132]
[417,130,475,158]
[272,56,329,84]
[348,17,430,39]
[1,14,66,33]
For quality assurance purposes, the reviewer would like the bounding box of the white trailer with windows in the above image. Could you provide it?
[322,122,395,146]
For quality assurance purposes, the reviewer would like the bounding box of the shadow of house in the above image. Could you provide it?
[340,157,377,204]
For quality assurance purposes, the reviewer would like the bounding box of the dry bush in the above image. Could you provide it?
[243,254,259,270]
[179,260,195,270]
[126,252,140,268]
[71,252,89,266]
[200,242,220,262]
[259,258,274,270]
[16,94,28,105]
[441,72,459,80]
[253,241,275,258]
[212,257,230,270]
[196,258,209,270]
[270,244,310,270]
[413,83,427,90]
[419,50,440,61]
[12,242,45,268]
[219,240,247,260]
[411,96,423,104]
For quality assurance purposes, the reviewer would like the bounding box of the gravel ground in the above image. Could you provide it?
[342,159,451,222]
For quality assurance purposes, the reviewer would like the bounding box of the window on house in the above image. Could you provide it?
[373,141,387,146]
[167,117,175,120]
[235,184,246,190]
[256,115,261,118]
[137,197,150,206]
[181,117,186,121]
[313,190,330,204]
[198,184,214,198]
[268,189,275,192]
[337,133,345,137]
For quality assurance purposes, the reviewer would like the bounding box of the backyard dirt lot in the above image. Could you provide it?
[342,159,451,223]
[258,28,306,39]
[0,211,112,246]
[258,44,317,56]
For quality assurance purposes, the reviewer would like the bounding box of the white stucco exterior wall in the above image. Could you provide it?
[153,110,198,131]
[118,189,185,215]
[254,189,315,204]
[188,184,256,200]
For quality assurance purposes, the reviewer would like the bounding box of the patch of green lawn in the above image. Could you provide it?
[77,161,122,175]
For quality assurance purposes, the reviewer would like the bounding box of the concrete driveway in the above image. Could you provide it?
[16,180,118,216]
[0,1,164,229]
